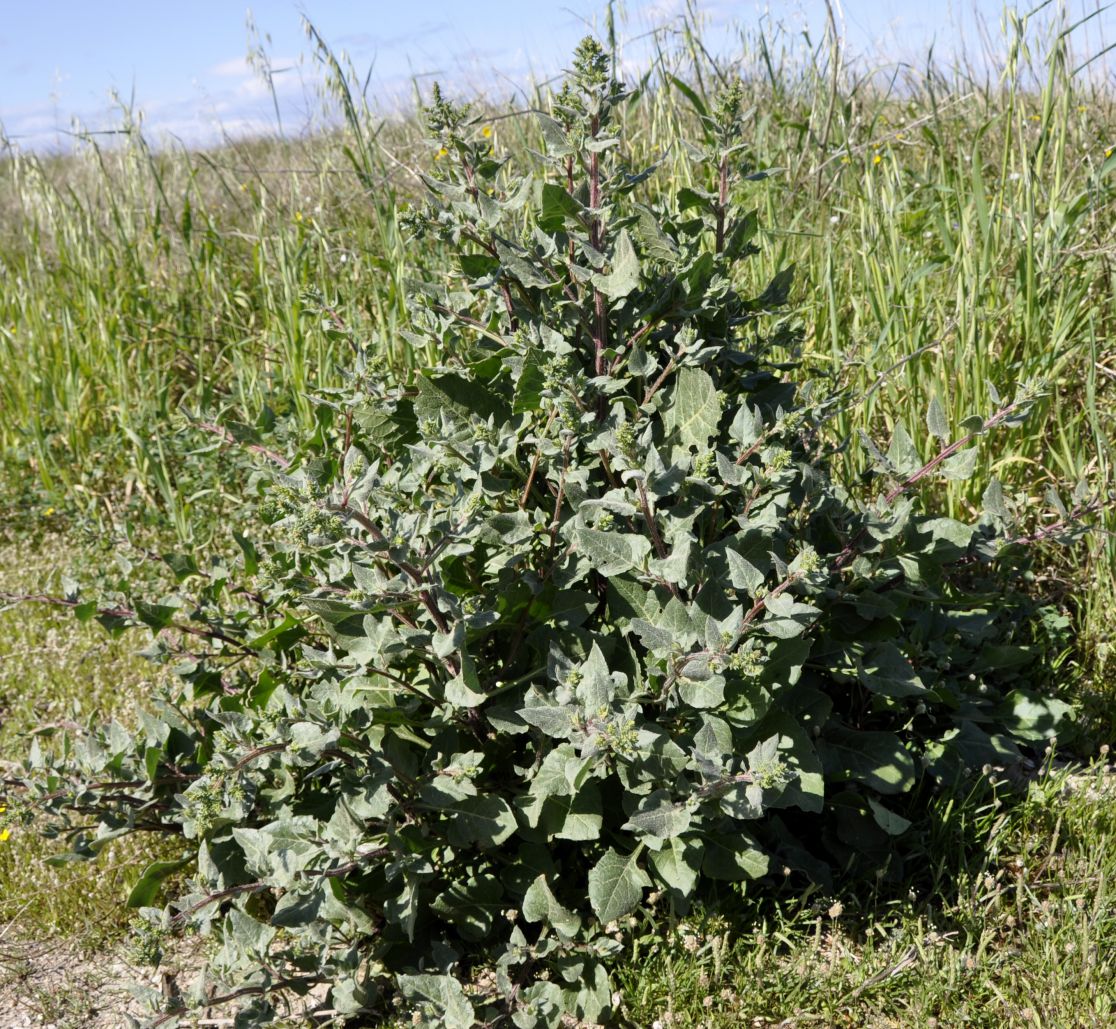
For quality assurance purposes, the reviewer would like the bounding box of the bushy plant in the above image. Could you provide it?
[16,38,1079,1027]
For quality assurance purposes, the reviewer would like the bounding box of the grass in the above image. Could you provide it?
[0,538,168,950]
[1,2,1115,1022]
[615,758,1116,1027]
[1,7,1112,631]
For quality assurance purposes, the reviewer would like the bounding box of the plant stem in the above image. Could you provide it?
[588,114,608,377]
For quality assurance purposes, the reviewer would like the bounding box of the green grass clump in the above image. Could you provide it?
[0,540,164,947]
[617,760,1116,1027]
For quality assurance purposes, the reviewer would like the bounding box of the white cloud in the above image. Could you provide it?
[207,56,254,78]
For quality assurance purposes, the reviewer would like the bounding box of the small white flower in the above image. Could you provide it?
[829,214,839,224]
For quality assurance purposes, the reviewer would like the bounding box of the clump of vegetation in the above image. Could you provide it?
[12,35,1084,1028]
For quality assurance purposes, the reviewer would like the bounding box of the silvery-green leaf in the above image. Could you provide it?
[622,788,692,845]
[519,688,576,739]
[495,239,552,289]
[430,873,503,942]
[701,831,770,880]
[546,783,604,841]
[761,594,820,639]
[867,798,912,836]
[445,652,487,708]
[289,721,339,759]
[272,885,324,928]
[819,726,916,795]
[726,549,765,593]
[649,836,701,903]
[636,204,679,261]
[886,422,922,476]
[693,714,734,762]
[574,526,652,576]
[512,981,565,1029]
[628,344,657,377]
[558,959,612,1023]
[331,973,377,1015]
[528,743,590,802]
[659,596,698,646]
[858,643,926,698]
[718,780,764,820]
[588,846,651,923]
[480,510,534,545]
[433,622,465,659]
[607,576,662,622]
[447,796,517,849]
[926,394,950,441]
[716,451,746,485]
[941,447,979,480]
[677,670,726,709]
[397,974,475,1029]
[226,908,276,957]
[590,229,640,299]
[535,113,572,153]
[858,429,893,473]
[754,712,825,814]
[652,535,692,586]
[666,367,722,450]
[730,402,764,447]
[923,517,974,559]
[575,642,619,709]
[539,182,584,230]
[630,617,674,654]
[522,875,582,938]
[324,796,366,853]
[983,478,1010,521]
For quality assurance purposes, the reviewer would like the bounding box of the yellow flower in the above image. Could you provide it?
[1107,147,1114,159]
[1030,114,1041,121]
[294,211,303,223]
[0,829,9,843]
[44,507,55,517]
[482,125,493,138]
[841,156,850,165]
[873,153,883,165]
[1078,105,1088,112]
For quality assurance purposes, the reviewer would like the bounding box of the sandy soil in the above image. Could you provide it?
[0,937,171,1028]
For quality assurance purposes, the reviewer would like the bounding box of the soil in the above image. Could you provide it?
[0,937,171,1028]
[0,936,327,1028]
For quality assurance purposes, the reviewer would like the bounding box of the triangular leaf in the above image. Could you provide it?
[588,846,650,923]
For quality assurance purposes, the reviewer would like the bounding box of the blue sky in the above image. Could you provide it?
[2,1,1113,149]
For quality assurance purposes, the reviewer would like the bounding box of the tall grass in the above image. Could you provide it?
[1,6,1113,644]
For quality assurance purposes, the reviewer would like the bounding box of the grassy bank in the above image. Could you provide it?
[1,4,1115,1023]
